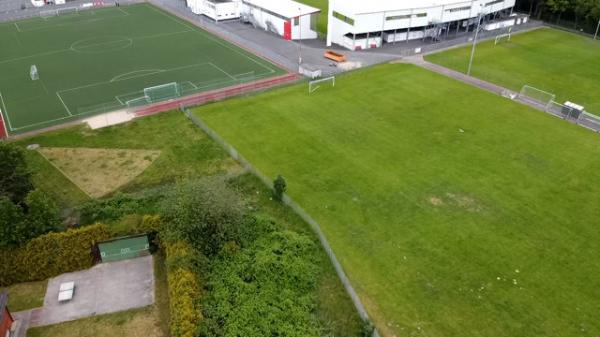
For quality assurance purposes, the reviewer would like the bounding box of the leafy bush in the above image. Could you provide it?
[164,240,203,337]
[161,178,247,257]
[273,175,287,201]
[200,230,321,337]
[0,142,33,205]
[78,189,167,225]
[0,189,61,248]
[0,224,110,286]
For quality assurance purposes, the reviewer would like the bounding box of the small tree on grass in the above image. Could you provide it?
[0,142,33,205]
[273,175,286,202]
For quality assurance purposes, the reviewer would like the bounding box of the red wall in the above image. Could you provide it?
[0,308,13,336]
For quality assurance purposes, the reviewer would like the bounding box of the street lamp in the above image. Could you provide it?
[298,7,303,68]
[467,8,484,76]
[594,18,600,40]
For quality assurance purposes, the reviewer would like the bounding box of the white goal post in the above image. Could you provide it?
[517,85,556,109]
[30,65,39,81]
[494,27,512,45]
[143,82,181,103]
[40,6,79,18]
[308,76,335,94]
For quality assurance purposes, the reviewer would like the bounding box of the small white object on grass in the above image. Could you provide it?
[459,129,465,133]
[27,144,40,150]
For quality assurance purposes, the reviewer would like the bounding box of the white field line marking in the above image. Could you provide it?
[56,92,73,116]
[17,10,130,33]
[0,29,192,65]
[0,91,13,131]
[209,62,237,81]
[13,22,21,32]
[146,4,276,74]
[39,79,50,94]
[110,69,164,82]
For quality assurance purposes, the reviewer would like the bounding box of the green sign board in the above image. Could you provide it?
[98,235,150,263]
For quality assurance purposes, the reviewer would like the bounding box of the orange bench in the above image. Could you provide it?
[324,50,346,63]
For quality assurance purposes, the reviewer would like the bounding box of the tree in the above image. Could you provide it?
[161,178,247,256]
[0,196,25,248]
[273,175,287,202]
[25,190,61,238]
[0,142,33,205]
[546,0,572,23]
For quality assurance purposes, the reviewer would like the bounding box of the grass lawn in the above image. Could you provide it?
[299,0,328,35]
[0,3,283,135]
[426,28,600,113]
[192,63,600,337]
[1,281,46,312]
[16,111,363,336]
[27,253,170,337]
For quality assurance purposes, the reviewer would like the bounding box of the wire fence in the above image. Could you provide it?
[184,110,380,337]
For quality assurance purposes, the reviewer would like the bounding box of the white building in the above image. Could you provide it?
[326,0,518,50]
[185,0,320,40]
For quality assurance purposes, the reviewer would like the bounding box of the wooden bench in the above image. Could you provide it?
[324,50,346,63]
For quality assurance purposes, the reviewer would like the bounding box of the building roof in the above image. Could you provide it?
[0,292,8,323]
[334,0,495,15]
[243,0,320,19]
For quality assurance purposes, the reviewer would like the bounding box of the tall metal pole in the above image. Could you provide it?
[595,18,600,40]
[298,8,302,68]
[467,11,483,76]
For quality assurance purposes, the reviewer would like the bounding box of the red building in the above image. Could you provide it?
[0,292,14,337]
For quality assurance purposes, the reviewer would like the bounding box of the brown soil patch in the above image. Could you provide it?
[38,147,161,198]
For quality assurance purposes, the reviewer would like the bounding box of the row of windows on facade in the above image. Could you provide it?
[333,0,507,26]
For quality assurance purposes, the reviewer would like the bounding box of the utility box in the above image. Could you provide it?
[562,101,585,119]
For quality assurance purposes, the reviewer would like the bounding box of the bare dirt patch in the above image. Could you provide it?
[428,193,483,212]
[37,147,161,198]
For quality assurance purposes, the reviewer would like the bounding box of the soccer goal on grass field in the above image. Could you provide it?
[517,85,555,109]
[40,6,79,18]
[30,65,38,81]
[308,76,335,94]
[494,28,512,45]
[143,82,181,103]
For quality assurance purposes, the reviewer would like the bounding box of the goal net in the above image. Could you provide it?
[308,76,335,94]
[494,27,512,45]
[30,65,39,81]
[517,85,555,109]
[143,82,181,103]
[40,7,79,18]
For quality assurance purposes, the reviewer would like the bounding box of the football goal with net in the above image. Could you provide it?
[308,76,335,94]
[30,65,39,81]
[494,28,512,45]
[40,6,79,18]
[143,82,181,103]
[517,85,556,109]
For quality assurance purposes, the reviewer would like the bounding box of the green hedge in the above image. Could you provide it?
[0,224,110,286]
[164,240,203,337]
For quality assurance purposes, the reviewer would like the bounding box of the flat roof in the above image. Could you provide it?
[243,0,320,18]
[336,0,507,15]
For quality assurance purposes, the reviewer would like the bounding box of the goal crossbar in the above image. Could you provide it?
[494,32,511,45]
[308,76,335,94]
[517,85,556,109]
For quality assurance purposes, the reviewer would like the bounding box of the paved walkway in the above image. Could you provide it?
[11,256,154,336]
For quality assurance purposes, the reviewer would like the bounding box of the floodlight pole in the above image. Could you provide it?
[467,10,483,76]
[595,18,600,40]
[298,7,303,68]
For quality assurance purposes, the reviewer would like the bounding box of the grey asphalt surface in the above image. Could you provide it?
[12,256,154,336]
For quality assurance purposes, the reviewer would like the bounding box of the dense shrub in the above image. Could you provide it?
[0,224,110,286]
[0,142,33,205]
[0,189,61,248]
[273,175,287,201]
[161,178,247,257]
[78,189,168,225]
[200,230,321,337]
[164,241,203,337]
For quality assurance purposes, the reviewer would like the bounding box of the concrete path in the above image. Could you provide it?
[12,256,154,335]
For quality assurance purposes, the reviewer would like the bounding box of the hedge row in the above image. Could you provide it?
[0,224,110,286]
[165,240,203,337]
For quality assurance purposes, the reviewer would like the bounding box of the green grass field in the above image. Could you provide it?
[193,64,600,337]
[0,3,283,135]
[426,28,600,113]
[298,0,327,34]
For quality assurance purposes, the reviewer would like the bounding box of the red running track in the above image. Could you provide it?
[135,73,299,117]
[0,112,7,139]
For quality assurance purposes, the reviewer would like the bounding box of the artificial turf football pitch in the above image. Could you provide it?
[194,63,600,337]
[0,3,284,135]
